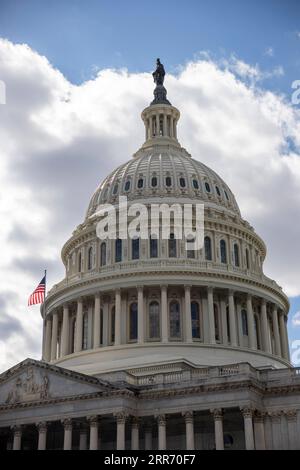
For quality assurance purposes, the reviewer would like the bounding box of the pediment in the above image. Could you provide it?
[0,358,112,406]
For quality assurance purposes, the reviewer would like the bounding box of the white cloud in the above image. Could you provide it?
[0,38,299,371]
[292,312,300,327]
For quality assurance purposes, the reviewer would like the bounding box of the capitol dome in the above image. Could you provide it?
[1,60,296,452]
[42,69,290,378]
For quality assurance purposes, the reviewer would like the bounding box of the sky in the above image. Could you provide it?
[0,0,300,370]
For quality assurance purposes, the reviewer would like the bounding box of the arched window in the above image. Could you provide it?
[137,178,144,189]
[82,312,88,350]
[168,233,177,258]
[191,301,201,339]
[246,249,250,270]
[169,301,181,339]
[216,186,221,196]
[88,246,93,270]
[132,238,140,260]
[150,235,158,258]
[113,183,118,195]
[179,177,186,188]
[226,306,231,342]
[220,240,227,264]
[165,176,172,187]
[149,301,160,339]
[110,306,115,344]
[214,304,220,341]
[100,242,106,266]
[192,179,199,189]
[224,190,230,201]
[234,243,240,267]
[124,180,130,192]
[115,239,122,262]
[241,309,248,336]
[129,303,138,341]
[205,236,212,261]
[78,252,82,273]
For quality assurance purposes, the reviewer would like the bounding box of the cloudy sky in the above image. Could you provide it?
[0,0,300,371]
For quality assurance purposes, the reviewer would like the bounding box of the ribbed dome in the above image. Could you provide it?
[86,146,241,219]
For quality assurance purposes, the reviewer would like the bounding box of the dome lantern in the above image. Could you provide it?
[140,59,181,150]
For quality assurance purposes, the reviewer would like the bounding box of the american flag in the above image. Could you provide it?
[28,274,46,306]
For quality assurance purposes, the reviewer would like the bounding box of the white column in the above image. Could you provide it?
[220,298,228,346]
[144,425,153,450]
[50,312,58,360]
[93,294,101,349]
[184,286,193,343]
[61,304,69,357]
[137,287,144,344]
[272,306,281,356]
[37,422,47,450]
[170,117,174,138]
[116,413,126,450]
[260,299,271,353]
[211,409,224,450]
[12,425,22,451]
[286,411,297,450]
[131,417,139,450]
[253,412,266,450]
[62,419,72,450]
[163,114,167,137]
[44,319,52,361]
[242,408,255,450]
[155,114,159,136]
[279,312,289,360]
[157,415,167,450]
[207,287,216,344]
[246,295,255,349]
[79,427,88,450]
[228,290,238,347]
[115,289,121,346]
[161,285,168,343]
[88,416,99,450]
[75,298,83,352]
[183,412,194,450]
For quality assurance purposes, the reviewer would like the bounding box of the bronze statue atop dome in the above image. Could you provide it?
[151,58,171,105]
[152,58,165,86]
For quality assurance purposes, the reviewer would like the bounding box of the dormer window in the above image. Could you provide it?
[216,186,221,196]
[137,178,144,189]
[166,176,172,187]
[151,176,158,188]
[124,180,131,192]
[179,177,186,188]
[205,182,211,193]
[192,179,199,189]
[113,183,119,195]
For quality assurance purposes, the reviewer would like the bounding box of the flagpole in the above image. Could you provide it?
[43,269,47,320]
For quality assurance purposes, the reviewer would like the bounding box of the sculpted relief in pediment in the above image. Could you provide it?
[5,367,50,404]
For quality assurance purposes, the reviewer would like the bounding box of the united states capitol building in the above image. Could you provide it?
[0,61,299,451]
